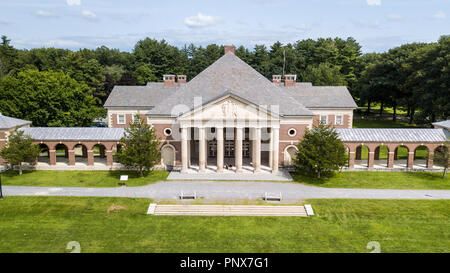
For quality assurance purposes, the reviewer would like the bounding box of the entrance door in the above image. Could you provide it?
[225,141,234,158]
[161,145,175,170]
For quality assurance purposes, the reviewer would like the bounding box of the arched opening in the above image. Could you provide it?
[355,145,369,168]
[55,143,69,164]
[38,144,50,164]
[394,145,409,168]
[374,145,389,168]
[73,144,88,165]
[93,144,107,166]
[284,145,298,167]
[414,146,429,169]
[434,146,449,169]
[161,144,176,170]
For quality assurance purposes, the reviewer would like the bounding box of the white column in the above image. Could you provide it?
[251,128,256,168]
[235,127,243,173]
[269,128,273,169]
[181,127,188,173]
[187,129,191,167]
[217,127,224,173]
[199,127,206,173]
[272,127,279,173]
[254,127,261,173]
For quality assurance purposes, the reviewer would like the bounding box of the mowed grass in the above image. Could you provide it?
[0,197,448,253]
[291,172,450,189]
[1,170,169,187]
[353,118,419,128]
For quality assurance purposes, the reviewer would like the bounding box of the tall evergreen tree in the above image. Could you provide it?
[115,115,161,177]
[295,124,348,179]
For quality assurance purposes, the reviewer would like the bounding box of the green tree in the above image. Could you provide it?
[0,69,105,127]
[0,130,40,175]
[133,64,157,85]
[295,124,348,179]
[115,115,161,177]
[300,63,347,86]
[434,143,449,179]
[0,35,19,77]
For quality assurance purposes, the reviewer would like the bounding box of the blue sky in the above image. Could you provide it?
[0,0,448,53]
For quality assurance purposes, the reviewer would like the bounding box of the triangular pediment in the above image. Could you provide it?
[178,93,280,122]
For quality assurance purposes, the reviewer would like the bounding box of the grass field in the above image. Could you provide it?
[291,171,450,189]
[353,118,419,128]
[1,170,169,187]
[0,197,448,253]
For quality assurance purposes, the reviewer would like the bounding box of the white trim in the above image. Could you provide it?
[320,115,328,125]
[117,114,126,125]
[163,128,173,137]
[288,128,297,137]
[335,115,343,125]
[283,145,299,167]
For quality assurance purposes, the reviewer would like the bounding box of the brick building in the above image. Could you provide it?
[0,46,448,173]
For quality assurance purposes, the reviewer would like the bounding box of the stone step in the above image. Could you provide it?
[151,205,308,217]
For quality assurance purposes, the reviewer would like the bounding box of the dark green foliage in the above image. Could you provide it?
[295,124,348,179]
[0,69,105,127]
[115,115,161,177]
[0,130,41,175]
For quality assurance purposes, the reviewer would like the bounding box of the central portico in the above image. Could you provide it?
[178,93,280,174]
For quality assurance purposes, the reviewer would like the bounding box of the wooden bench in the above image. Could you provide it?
[179,191,197,200]
[264,192,282,201]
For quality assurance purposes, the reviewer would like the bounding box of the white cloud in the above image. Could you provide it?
[35,10,58,18]
[366,0,381,6]
[184,13,220,28]
[433,11,446,19]
[386,14,403,21]
[81,10,96,20]
[67,0,81,6]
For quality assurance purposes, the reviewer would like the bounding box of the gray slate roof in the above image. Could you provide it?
[104,84,178,108]
[336,128,449,143]
[105,52,315,116]
[20,127,125,141]
[0,114,32,129]
[283,86,358,108]
[433,120,450,130]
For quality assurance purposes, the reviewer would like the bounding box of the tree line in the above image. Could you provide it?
[0,35,448,127]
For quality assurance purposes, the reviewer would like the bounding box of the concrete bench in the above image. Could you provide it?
[179,191,197,200]
[264,192,282,201]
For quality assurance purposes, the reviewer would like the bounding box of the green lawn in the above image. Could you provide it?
[1,170,169,187]
[353,118,419,128]
[291,171,450,189]
[0,197,448,253]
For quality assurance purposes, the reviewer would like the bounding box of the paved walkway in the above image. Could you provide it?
[167,170,293,181]
[3,181,450,203]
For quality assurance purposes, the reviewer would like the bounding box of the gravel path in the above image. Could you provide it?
[3,181,450,203]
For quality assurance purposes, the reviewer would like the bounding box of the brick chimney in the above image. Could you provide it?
[163,75,176,86]
[224,45,235,55]
[177,75,187,85]
[284,74,297,87]
[272,75,282,85]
